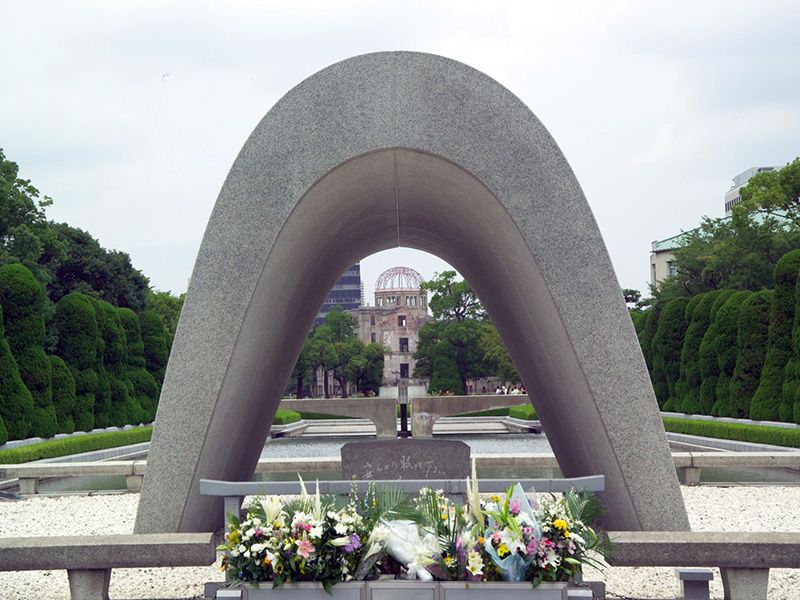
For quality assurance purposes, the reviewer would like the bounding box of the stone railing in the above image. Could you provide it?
[0,532,216,600]
[282,397,398,437]
[607,530,800,600]
[411,394,530,437]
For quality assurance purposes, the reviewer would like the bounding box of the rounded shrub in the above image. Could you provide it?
[0,305,35,439]
[0,264,56,437]
[697,290,736,414]
[752,250,800,421]
[729,290,773,418]
[710,291,752,416]
[128,368,159,422]
[651,297,689,408]
[54,293,100,431]
[49,354,77,434]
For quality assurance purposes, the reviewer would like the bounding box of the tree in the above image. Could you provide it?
[0,148,51,248]
[0,304,35,440]
[637,303,663,374]
[481,322,518,383]
[0,264,56,437]
[751,250,800,421]
[421,271,485,322]
[290,338,315,398]
[44,223,149,311]
[729,290,773,418]
[736,158,800,224]
[346,342,385,395]
[145,289,184,340]
[428,341,464,395]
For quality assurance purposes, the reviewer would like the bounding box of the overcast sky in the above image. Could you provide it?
[2,1,799,304]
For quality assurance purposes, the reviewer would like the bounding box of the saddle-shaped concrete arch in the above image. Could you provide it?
[135,51,689,534]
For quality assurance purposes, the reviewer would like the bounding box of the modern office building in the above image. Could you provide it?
[314,263,362,326]
[724,166,779,215]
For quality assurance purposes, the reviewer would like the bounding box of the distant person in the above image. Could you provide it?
[495,386,502,394]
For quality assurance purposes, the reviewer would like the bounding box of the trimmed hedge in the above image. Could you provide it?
[0,426,152,464]
[752,250,800,420]
[55,293,100,432]
[638,303,661,373]
[0,264,56,438]
[675,292,719,414]
[140,310,169,386]
[710,291,751,416]
[0,304,35,440]
[662,416,800,449]
[728,290,773,419]
[697,290,736,413]
[652,297,690,408]
[509,404,537,420]
[272,408,301,425]
[49,355,77,434]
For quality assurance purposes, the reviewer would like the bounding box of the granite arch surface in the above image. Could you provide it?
[135,52,689,534]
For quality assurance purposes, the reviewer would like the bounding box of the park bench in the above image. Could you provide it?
[0,532,216,600]
[607,530,800,600]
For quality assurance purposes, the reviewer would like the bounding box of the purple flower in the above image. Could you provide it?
[254,527,263,537]
[344,533,362,553]
[509,499,521,516]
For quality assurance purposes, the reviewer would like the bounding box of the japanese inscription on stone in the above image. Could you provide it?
[341,439,470,480]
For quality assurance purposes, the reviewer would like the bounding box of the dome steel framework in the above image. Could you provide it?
[375,266,424,291]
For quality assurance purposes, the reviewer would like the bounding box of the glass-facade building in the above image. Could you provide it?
[314,263,362,326]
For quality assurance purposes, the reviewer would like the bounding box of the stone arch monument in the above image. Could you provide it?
[135,52,689,534]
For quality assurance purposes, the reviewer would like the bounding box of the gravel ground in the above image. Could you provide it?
[0,486,799,599]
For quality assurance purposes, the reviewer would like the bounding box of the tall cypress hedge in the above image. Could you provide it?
[49,355,77,433]
[710,290,752,416]
[675,292,720,413]
[638,303,662,374]
[55,293,100,432]
[0,264,57,438]
[651,297,689,408]
[92,299,143,427]
[0,414,7,445]
[783,272,800,424]
[140,310,169,386]
[751,250,800,421]
[697,290,736,414]
[729,290,773,418]
[119,307,158,422]
[0,304,35,440]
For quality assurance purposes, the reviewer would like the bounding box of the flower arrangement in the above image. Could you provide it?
[217,475,607,591]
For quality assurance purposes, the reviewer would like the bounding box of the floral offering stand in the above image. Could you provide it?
[213,473,605,600]
[217,580,570,599]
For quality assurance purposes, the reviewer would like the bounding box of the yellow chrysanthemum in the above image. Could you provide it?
[553,519,570,537]
[497,543,510,558]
